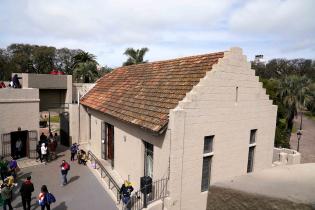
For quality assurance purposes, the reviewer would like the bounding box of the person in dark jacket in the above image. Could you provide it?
[70,143,78,161]
[12,74,21,88]
[19,176,34,210]
[120,180,134,210]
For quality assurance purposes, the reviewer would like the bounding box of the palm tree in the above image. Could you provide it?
[123,47,149,66]
[72,51,98,83]
[73,62,99,83]
[278,75,311,132]
[73,51,97,68]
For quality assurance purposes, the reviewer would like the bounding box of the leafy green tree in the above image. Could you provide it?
[123,47,149,66]
[73,62,99,83]
[54,48,80,75]
[99,65,113,77]
[32,45,56,74]
[278,75,311,132]
[72,51,96,68]
[72,51,99,83]
[305,83,315,115]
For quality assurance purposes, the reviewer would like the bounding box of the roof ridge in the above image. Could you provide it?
[116,51,225,69]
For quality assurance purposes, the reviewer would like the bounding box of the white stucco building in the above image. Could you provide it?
[75,47,277,210]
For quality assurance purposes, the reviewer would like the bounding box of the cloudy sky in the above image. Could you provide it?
[0,0,314,67]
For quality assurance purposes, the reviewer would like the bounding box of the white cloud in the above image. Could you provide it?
[0,0,314,66]
[229,0,315,38]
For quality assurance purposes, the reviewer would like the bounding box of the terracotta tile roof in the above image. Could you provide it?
[80,51,225,133]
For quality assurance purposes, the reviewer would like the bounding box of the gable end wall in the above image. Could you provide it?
[167,48,277,210]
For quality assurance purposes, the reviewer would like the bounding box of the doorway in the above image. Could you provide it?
[102,122,114,168]
[10,130,28,159]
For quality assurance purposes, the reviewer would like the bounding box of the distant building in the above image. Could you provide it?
[74,47,277,210]
[253,54,266,64]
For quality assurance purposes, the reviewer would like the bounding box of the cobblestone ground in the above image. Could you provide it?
[290,114,315,163]
[10,146,118,210]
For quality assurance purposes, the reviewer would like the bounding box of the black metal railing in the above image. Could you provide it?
[88,150,121,202]
[123,178,169,210]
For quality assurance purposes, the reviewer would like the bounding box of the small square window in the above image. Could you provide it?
[204,136,214,154]
[250,129,257,144]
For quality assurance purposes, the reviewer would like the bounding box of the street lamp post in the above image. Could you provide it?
[297,130,302,152]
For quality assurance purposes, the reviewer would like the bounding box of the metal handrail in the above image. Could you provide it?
[123,178,169,210]
[87,150,121,202]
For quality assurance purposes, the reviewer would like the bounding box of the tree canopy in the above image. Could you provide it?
[123,47,149,66]
[0,43,112,82]
[253,59,315,148]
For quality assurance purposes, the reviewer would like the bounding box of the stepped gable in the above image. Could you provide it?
[80,51,224,133]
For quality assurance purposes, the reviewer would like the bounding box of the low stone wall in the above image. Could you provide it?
[207,186,315,210]
[273,147,301,165]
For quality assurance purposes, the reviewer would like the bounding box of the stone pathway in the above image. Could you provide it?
[290,114,315,163]
[17,158,43,169]
[10,146,118,210]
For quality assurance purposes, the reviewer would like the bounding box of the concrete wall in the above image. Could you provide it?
[0,88,40,150]
[166,48,277,210]
[273,148,301,165]
[72,83,95,103]
[86,108,170,190]
[15,73,73,107]
[21,73,69,89]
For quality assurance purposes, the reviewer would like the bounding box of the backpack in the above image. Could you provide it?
[64,162,70,171]
[45,192,56,203]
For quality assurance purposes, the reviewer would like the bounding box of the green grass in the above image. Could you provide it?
[50,115,60,123]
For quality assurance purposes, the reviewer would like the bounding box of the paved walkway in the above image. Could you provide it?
[10,146,118,210]
[290,114,315,163]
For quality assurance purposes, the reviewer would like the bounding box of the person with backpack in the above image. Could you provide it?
[60,160,70,186]
[19,176,34,210]
[38,185,55,210]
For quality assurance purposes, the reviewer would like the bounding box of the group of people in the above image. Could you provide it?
[37,132,58,163]
[70,143,88,165]
[1,175,55,210]
[0,155,56,210]
[0,74,22,89]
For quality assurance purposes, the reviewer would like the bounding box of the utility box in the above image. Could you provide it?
[140,176,152,194]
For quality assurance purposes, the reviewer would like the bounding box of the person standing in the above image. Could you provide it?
[36,143,42,162]
[15,139,22,158]
[70,143,78,161]
[1,183,14,210]
[0,156,8,181]
[19,176,34,210]
[38,185,51,210]
[120,180,134,210]
[60,160,70,186]
[39,133,47,146]
[41,143,48,163]
[8,158,18,179]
